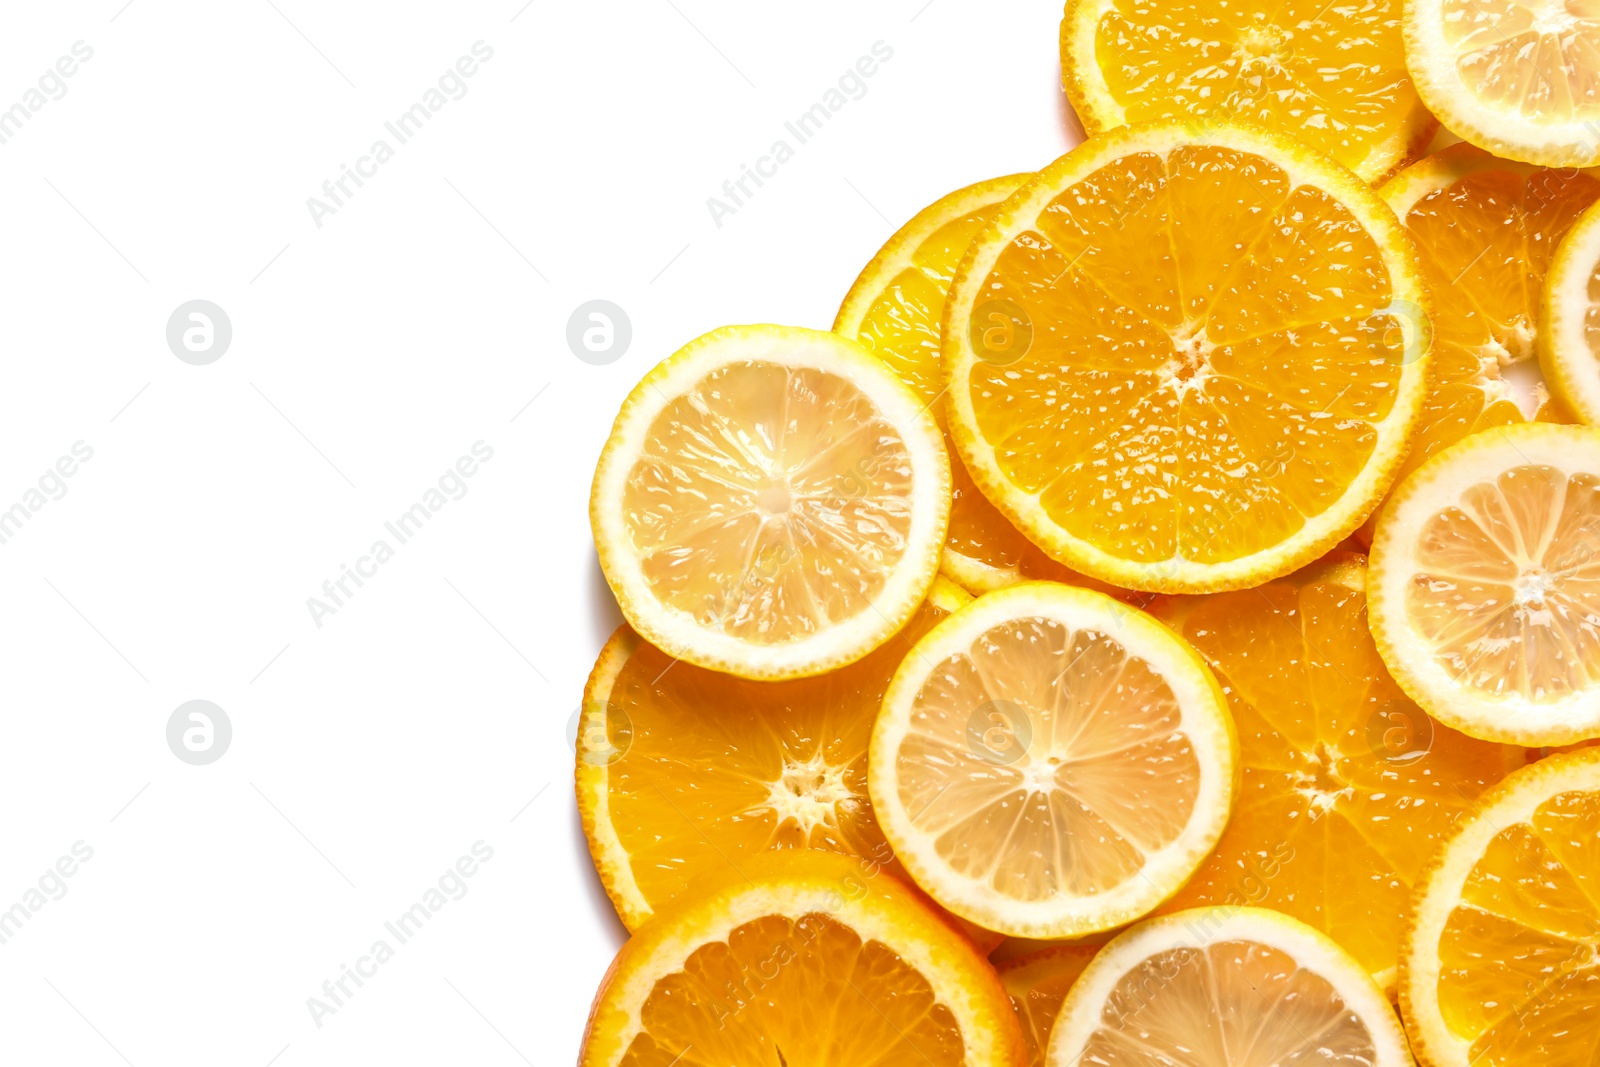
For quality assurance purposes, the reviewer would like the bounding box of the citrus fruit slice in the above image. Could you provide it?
[1541,197,1600,424]
[996,946,1097,1067]
[1371,422,1600,746]
[1403,0,1600,168]
[1061,0,1434,182]
[1046,907,1413,1067]
[943,121,1432,594]
[1400,747,1600,1067]
[834,174,1107,596]
[590,324,951,680]
[869,581,1238,939]
[577,849,1026,1067]
[1374,145,1599,498]
[575,576,971,931]
[1150,553,1524,988]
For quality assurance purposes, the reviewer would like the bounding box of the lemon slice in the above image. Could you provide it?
[1541,198,1600,424]
[590,325,950,680]
[575,576,971,930]
[577,849,1026,1067]
[996,946,1097,1067]
[1062,0,1434,182]
[1400,747,1600,1067]
[834,174,1115,596]
[943,120,1432,594]
[1046,908,1413,1067]
[869,581,1237,938]
[1404,0,1600,168]
[1370,422,1600,746]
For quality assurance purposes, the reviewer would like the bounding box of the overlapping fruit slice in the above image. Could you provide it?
[1151,553,1524,987]
[1374,144,1600,508]
[1541,197,1600,424]
[1370,422,1600,746]
[1401,748,1600,1067]
[577,850,1026,1067]
[1061,0,1434,181]
[1047,908,1413,1067]
[943,121,1431,593]
[996,946,1097,1067]
[835,174,1107,595]
[575,577,971,930]
[590,325,950,680]
[870,581,1237,938]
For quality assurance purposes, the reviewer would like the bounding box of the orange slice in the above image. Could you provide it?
[996,946,1097,1067]
[575,577,972,931]
[590,324,950,680]
[870,581,1238,938]
[834,174,1110,596]
[943,121,1432,593]
[1062,0,1434,182]
[1150,552,1524,988]
[1370,422,1600,746]
[1540,196,1600,424]
[1047,908,1413,1067]
[578,850,1025,1067]
[1400,747,1600,1067]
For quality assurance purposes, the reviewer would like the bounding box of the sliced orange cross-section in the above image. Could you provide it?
[944,121,1432,594]
[996,946,1097,1067]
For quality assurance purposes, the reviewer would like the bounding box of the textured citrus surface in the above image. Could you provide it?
[590,325,950,680]
[1400,748,1600,1067]
[1061,0,1433,182]
[870,582,1237,938]
[1376,145,1598,501]
[1404,0,1600,167]
[1151,554,1523,987]
[996,946,1097,1067]
[576,578,970,930]
[1047,908,1413,1067]
[1540,197,1600,424]
[834,174,1112,596]
[577,851,1025,1067]
[944,122,1431,593]
[1370,422,1600,745]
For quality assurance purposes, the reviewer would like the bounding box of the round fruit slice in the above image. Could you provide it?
[577,849,1026,1067]
[1061,0,1434,182]
[1150,552,1524,988]
[590,324,951,680]
[1046,908,1413,1067]
[1370,422,1600,746]
[575,576,971,931]
[996,946,1097,1067]
[1403,0,1600,168]
[834,174,1105,596]
[944,121,1432,594]
[1374,145,1599,501]
[1400,747,1600,1067]
[1541,197,1600,424]
[869,581,1238,939]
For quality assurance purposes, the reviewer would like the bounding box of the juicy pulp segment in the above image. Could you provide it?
[621,910,967,1067]
[896,616,1201,901]
[1406,464,1600,703]
[968,144,1407,567]
[1434,786,1600,1066]
[621,360,915,644]
[1078,940,1379,1065]
[1442,0,1600,126]
[998,948,1097,1067]
[1087,0,1419,178]
[1157,564,1521,980]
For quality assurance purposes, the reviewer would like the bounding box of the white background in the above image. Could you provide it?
[0,2,1078,1064]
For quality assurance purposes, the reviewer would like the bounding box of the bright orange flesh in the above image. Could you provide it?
[1154,556,1523,980]
[1386,149,1600,488]
[997,947,1097,1067]
[1434,786,1600,1065]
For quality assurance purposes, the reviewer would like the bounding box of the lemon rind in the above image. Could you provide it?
[1540,198,1600,425]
